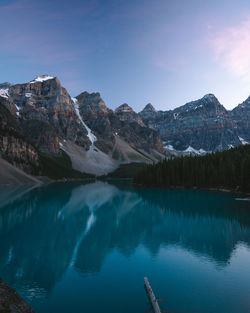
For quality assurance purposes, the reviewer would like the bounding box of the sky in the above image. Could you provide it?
[1,0,250,111]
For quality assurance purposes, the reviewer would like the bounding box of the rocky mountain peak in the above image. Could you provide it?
[28,75,63,93]
[30,75,56,83]
[235,95,250,110]
[175,93,226,117]
[115,103,134,113]
[139,103,157,124]
[3,76,90,153]
[142,103,156,112]
[202,93,217,101]
[114,103,144,126]
[76,91,108,118]
[8,74,70,110]
[0,82,12,90]
[201,94,224,109]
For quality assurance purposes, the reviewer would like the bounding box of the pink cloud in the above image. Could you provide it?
[210,17,250,80]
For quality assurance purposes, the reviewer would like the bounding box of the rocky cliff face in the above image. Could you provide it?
[7,75,90,154]
[231,96,250,144]
[0,83,17,115]
[76,91,109,118]
[76,92,164,155]
[139,94,246,152]
[76,91,114,153]
[0,101,39,174]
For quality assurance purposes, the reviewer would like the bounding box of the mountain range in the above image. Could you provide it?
[0,74,249,180]
[139,93,250,154]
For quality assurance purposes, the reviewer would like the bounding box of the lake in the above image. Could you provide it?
[0,181,250,313]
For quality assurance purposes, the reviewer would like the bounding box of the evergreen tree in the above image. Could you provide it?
[134,145,250,193]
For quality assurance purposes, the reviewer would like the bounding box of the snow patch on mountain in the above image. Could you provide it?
[72,97,96,145]
[0,88,9,99]
[185,104,204,112]
[184,146,207,155]
[194,104,203,110]
[164,144,175,151]
[239,136,249,145]
[164,143,207,155]
[30,75,55,83]
[15,104,20,116]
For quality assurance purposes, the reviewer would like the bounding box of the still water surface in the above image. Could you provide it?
[0,181,250,313]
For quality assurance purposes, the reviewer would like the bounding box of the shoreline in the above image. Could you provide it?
[0,279,35,313]
[133,183,250,196]
[1,176,249,197]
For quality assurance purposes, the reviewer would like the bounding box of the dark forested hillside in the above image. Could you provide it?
[134,145,250,192]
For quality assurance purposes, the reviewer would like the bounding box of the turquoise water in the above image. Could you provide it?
[0,181,250,313]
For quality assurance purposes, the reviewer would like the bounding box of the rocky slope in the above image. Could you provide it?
[0,158,41,185]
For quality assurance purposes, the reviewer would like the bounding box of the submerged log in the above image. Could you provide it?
[144,277,162,313]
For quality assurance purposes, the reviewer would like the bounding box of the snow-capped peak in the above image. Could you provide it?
[163,143,207,156]
[184,146,206,155]
[30,75,55,83]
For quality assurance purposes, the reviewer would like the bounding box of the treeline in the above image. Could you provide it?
[134,145,250,192]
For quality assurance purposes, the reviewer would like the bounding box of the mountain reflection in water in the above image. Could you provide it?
[0,181,249,312]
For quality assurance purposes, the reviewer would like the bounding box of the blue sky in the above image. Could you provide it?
[1,0,250,111]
